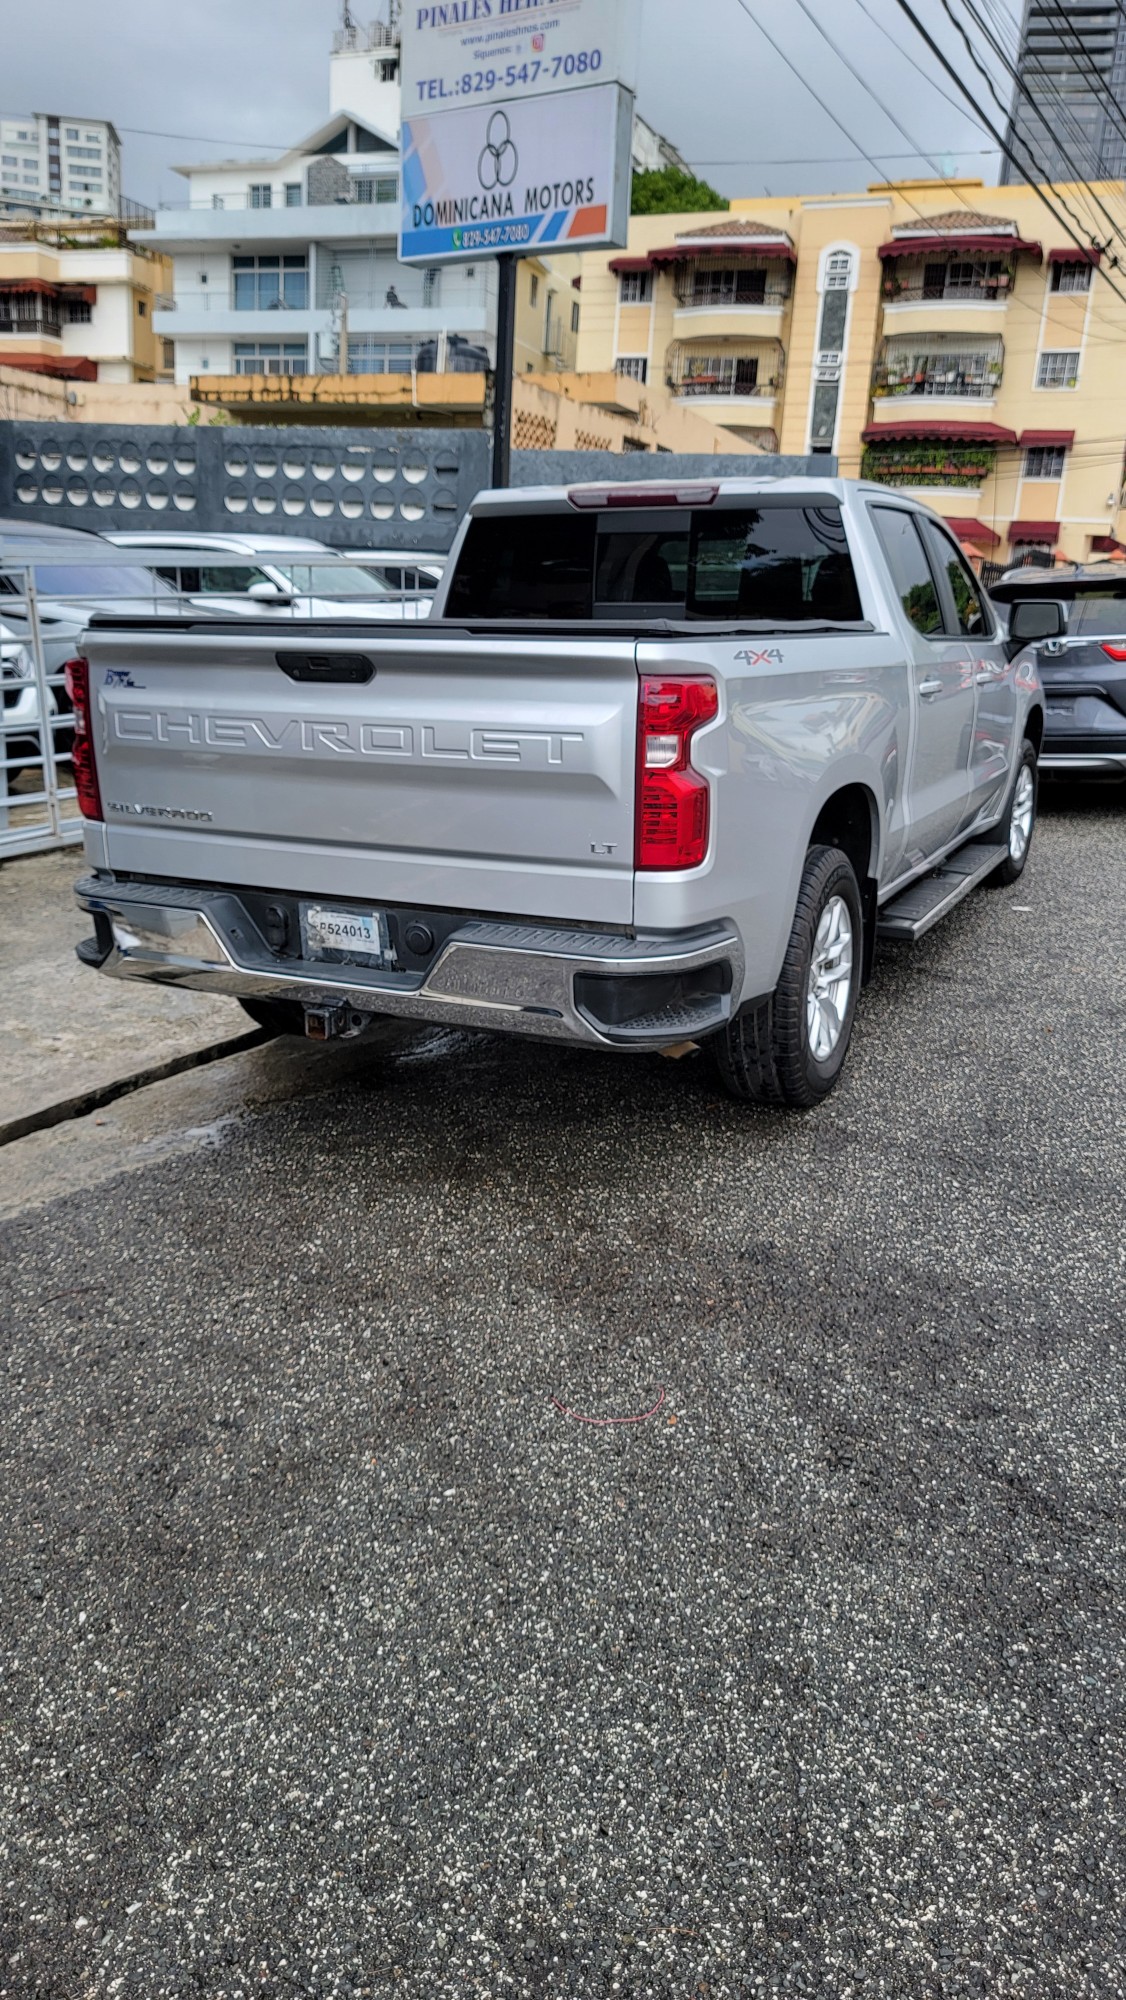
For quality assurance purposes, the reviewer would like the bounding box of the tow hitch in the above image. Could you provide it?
[303,1005,375,1042]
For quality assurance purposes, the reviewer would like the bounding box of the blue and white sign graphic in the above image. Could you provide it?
[400,82,632,263]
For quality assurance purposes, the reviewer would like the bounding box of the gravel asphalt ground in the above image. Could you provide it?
[1,788,1124,2000]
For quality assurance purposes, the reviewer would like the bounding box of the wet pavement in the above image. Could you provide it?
[1,786,1124,1999]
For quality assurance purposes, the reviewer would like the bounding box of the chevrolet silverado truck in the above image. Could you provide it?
[68,478,1045,1110]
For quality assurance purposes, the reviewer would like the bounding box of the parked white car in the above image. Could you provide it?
[105,532,434,620]
[1,619,57,778]
[342,548,447,595]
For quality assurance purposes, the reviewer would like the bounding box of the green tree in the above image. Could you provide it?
[630,167,728,216]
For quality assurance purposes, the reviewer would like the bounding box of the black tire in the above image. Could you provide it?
[238,997,306,1037]
[987,739,1038,886]
[710,844,863,1110]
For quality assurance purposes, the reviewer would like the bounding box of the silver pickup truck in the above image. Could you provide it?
[69,478,1046,1110]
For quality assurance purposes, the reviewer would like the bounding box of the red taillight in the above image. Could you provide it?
[1101,643,1126,661]
[63,656,103,821]
[635,675,718,871]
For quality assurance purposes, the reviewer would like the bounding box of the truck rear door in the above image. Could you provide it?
[81,623,639,927]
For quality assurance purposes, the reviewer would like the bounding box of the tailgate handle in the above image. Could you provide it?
[276,652,374,684]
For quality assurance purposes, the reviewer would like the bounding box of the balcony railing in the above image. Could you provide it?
[0,312,61,339]
[667,339,783,399]
[882,261,1014,306]
[873,336,1004,400]
[669,363,779,397]
[674,272,791,310]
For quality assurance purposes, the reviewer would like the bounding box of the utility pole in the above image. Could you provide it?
[490,253,517,489]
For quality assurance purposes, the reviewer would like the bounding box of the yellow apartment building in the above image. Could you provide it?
[0,217,171,384]
[573,177,1126,564]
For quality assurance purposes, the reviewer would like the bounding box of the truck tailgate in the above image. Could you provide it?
[82,625,639,925]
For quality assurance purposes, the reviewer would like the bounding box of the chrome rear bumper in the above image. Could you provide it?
[75,875,743,1051]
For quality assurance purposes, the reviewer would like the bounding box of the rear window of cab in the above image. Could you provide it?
[444,505,864,623]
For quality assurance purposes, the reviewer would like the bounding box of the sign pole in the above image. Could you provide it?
[491,253,518,490]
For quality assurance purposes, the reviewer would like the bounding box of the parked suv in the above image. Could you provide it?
[106,532,434,620]
[992,561,1126,776]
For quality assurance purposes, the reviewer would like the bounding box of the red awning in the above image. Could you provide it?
[1048,246,1101,264]
[648,242,796,264]
[1092,535,1126,553]
[879,234,1042,260]
[862,420,1017,444]
[942,518,1001,547]
[0,277,60,296]
[1009,519,1060,544]
[607,256,651,275]
[0,353,97,380]
[1019,428,1074,448]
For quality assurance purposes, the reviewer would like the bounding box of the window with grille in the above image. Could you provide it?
[1051,261,1092,292]
[248,183,272,209]
[619,270,653,304]
[232,253,308,310]
[232,341,308,375]
[529,274,539,306]
[1024,445,1066,478]
[284,183,302,207]
[1037,349,1080,387]
[346,338,417,373]
[615,355,648,381]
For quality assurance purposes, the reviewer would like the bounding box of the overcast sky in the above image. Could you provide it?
[4,0,1022,210]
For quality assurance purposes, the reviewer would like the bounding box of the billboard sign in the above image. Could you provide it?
[400,0,640,115]
[399,0,640,264]
[401,83,633,262]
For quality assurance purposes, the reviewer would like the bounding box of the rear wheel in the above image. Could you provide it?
[988,739,1038,886]
[711,843,863,1110]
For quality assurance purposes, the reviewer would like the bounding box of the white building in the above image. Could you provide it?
[135,22,496,388]
[0,112,121,219]
[134,15,688,394]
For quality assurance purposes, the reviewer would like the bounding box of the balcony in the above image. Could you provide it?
[134,198,399,253]
[674,267,791,309]
[0,312,62,340]
[667,338,784,403]
[882,256,1015,308]
[872,334,1004,403]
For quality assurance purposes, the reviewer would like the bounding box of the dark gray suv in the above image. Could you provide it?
[992,563,1126,777]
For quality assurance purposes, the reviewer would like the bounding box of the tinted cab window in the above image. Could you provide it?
[919,520,992,636]
[445,504,864,623]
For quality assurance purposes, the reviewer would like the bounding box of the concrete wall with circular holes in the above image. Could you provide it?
[0,424,492,551]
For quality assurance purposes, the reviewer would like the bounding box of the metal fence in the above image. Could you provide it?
[0,563,83,859]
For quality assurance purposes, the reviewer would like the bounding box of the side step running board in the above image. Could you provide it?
[877,842,1001,942]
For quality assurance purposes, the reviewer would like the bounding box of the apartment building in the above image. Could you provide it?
[0,112,121,219]
[0,217,171,383]
[574,177,1126,562]
[1002,1,1126,183]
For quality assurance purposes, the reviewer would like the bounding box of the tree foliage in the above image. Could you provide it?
[630,167,728,216]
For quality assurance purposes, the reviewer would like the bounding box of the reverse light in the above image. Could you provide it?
[1101,643,1126,661]
[636,675,718,871]
[63,656,103,822]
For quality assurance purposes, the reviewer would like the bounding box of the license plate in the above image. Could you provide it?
[300,903,391,966]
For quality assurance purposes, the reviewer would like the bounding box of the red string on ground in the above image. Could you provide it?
[549,1385,667,1426]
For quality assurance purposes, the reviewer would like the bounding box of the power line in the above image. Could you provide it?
[1040,4,1126,159]
[932,0,1122,259]
[117,123,291,151]
[758,0,1126,345]
[849,0,996,127]
[964,0,1126,220]
[947,0,1126,258]
[888,0,1126,307]
[688,147,1002,165]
